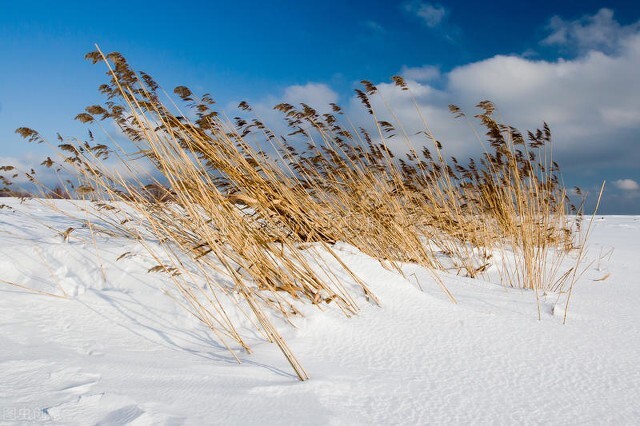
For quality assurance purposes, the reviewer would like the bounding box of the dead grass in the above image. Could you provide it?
[2,47,602,378]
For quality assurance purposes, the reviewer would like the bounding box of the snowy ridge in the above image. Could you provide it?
[1,198,639,424]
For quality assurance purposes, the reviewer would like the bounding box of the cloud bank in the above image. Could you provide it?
[262,10,639,172]
[362,9,640,178]
[238,9,639,212]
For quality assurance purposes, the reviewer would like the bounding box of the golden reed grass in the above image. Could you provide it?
[2,47,601,378]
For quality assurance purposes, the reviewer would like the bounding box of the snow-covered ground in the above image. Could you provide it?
[1,198,638,425]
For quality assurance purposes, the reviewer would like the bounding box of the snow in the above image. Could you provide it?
[1,198,639,424]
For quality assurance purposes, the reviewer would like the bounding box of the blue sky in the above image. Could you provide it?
[1,0,640,212]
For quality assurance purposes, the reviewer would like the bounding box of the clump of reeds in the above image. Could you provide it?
[6,47,601,378]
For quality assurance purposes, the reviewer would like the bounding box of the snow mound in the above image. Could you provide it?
[1,199,639,424]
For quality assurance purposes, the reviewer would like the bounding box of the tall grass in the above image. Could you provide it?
[4,47,599,379]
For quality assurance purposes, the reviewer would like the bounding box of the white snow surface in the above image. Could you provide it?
[0,198,638,425]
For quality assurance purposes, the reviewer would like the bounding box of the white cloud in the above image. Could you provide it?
[227,82,339,121]
[444,33,640,162]
[282,83,338,112]
[0,153,75,191]
[542,8,640,55]
[343,26,637,165]
[400,65,441,82]
[404,1,447,28]
[359,12,640,169]
[235,10,640,177]
[345,79,475,159]
[0,146,159,192]
[224,82,340,152]
[614,179,640,191]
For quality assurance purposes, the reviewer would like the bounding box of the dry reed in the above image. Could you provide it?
[2,47,602,378]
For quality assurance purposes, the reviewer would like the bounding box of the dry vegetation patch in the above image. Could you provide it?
[1,47,602,379]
